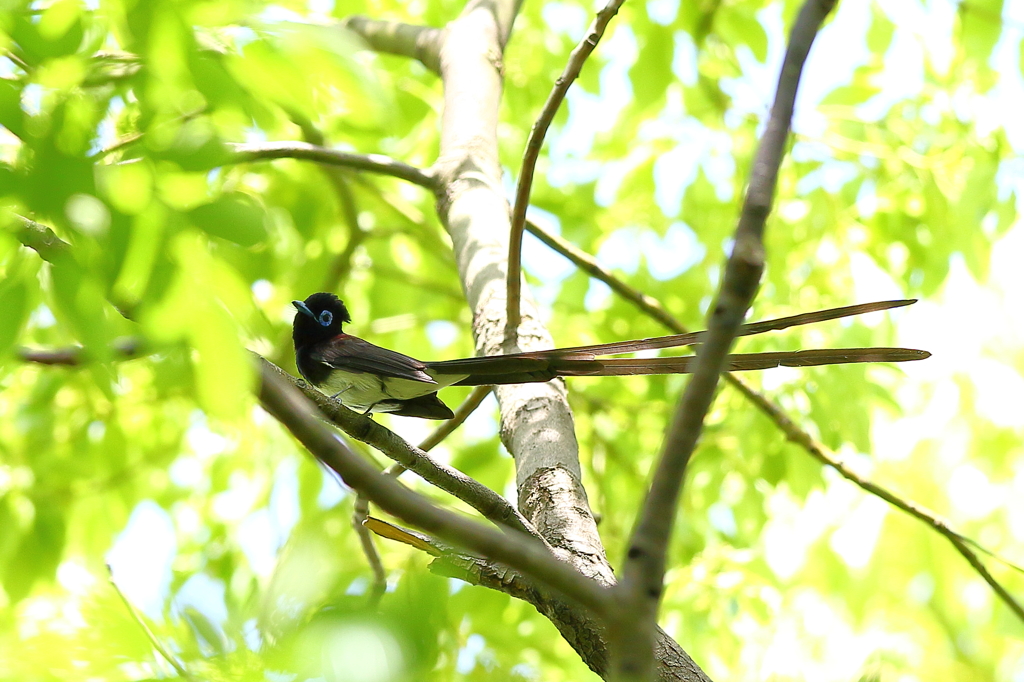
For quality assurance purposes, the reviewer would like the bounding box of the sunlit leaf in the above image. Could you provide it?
[189,192,268,247]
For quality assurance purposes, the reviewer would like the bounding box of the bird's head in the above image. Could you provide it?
[292,292,352,347]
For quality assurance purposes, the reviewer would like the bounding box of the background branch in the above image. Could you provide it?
[228,142,437,190]
[108,566,199,682]
[14,216,72,263]
[352,494,388,605]
[18,338,142,365]
[738,385,1024,622]
[341,16,445,73]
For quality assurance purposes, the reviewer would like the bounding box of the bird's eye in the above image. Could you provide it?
[318,310,333,326]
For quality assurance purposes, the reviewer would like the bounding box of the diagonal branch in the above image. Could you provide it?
[612,0,838,678]
[737,386,1024,623]
[108,566,199,682]
[525,219,681,331]
[505,0,627,336]
[351,385,492,602]
[260,358,541,539]
[257,359,613,617]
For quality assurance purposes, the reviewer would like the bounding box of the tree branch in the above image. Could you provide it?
[613,0,837,678]
[18,338,142,365]
[531,206,1024,626]
[366,516,710,682]
[259,358,540,540]
[227,141,438,190]
[526,219,683,331]
[25,216,1014,626]
[341,16,446,73]
[506,0,626,337]
[89,132,143,160]
[14,215,72,263]
[256,359,612,617]
[375,1,713,674]
[351,385,491,602]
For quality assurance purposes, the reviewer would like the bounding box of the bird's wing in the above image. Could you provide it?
[312,335,437,384]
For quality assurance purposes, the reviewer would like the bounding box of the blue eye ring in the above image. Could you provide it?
[318,310,333,326]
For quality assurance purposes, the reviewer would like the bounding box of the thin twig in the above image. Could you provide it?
[382,384,492,479]
[107,565,199,682]
[525,219,683,331]
[4,50,29,72]
[735,384,1024,623]
[419,385,492,452]
[951,535,1024,622]
[506,0,626,338]
[228,142,438,190]
[90,132,143,160]
[257,361,613,618]
[353,495,388,604]
[612,0,837,678]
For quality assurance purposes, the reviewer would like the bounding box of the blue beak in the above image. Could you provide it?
[292,300,315,319]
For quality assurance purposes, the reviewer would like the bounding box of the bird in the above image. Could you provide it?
[291,292,930,420]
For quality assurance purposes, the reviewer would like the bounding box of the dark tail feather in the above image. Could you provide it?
[431,299,919,373]
[385,393,455,420]
[544,299,918,357]
[452,347,930,386]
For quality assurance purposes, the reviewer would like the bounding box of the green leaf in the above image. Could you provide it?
[1,502,66,603]
[961,0,1003,71]
[0,272,29,356]
[48,261,113,360]
[865,2,895,56]
[189,193,268,247]
[718,8,768,63]
[629,25,674,109]
[0,79,24,140]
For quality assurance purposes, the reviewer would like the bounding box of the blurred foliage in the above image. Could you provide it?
[1,0,1022,680]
